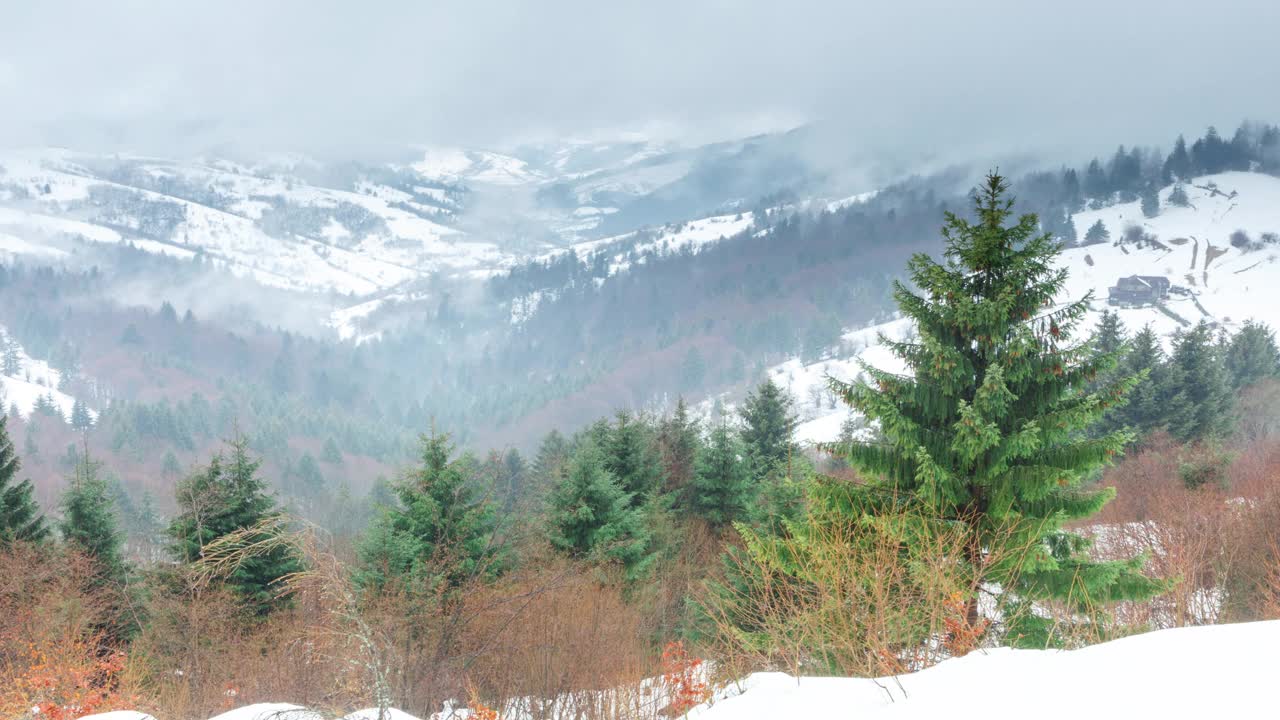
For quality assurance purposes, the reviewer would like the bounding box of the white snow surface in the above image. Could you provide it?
[691,620,1276,719]
[78,620,1278,720]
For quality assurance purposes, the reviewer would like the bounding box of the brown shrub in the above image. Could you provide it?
[0,544,144,719]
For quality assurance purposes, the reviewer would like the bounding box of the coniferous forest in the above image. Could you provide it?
[6,148,1280,716]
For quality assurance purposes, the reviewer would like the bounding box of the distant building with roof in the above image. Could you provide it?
[1107,275,1171,307]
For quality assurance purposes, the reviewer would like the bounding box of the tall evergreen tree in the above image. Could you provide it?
[60,450,127,590]
[1164,321,1234,443]
[1093,311,1127,356]
[1224,320,1280,389]
[1083,158,1110,201]
[169,437,301,614]
[690,421,751,527]
[1107,325,1167,438]
[739,378,797,480]
[0,415,47,544]
[1167,183,1190,208]
[658,397,701,493]
[2,336,21,376]
[70,399,93,431]
[531,429,571,500]
[356,431,501,594]
[1140,184,1160,218]
[827,173,1162,646]
[1163,135,1191,182]
[295,451,325,498]
[603,411,662,503]
[546,440,651,579]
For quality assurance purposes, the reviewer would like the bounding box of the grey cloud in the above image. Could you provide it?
[2,0,1278,159]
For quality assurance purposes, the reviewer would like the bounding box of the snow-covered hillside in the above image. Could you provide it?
[0,130,858,311]
[783,172,1280,444]
[0,150,499,295]
[77,620,1278,720]
[0,327,93,422]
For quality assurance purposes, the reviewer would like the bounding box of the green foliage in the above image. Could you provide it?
[546,440,652,580]
[1164,321,1234,443]
[1224,320,1279,389]
[355,431,502,595]
[739,378,797,480]
[690,421,751,527]
[1083,219,1110,246]
[168,436,302,615]
[602,411,662,503]
[1178,443,1233,490]
[1093,311,1127,357]
[825,173,1163,646]
[70,398,94,431]
[0,415,48,544]
[531,429,571,500]
[658,397,701,494]
[1105,325,1166,438]
[60,450,128,590]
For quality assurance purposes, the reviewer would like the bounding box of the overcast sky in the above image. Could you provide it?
[2,1,1278,159]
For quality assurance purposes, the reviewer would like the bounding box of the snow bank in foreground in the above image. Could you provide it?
[78,620,1277,720]
[691,620,1276,720]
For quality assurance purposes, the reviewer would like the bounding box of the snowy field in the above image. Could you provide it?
[78,619,1278,719]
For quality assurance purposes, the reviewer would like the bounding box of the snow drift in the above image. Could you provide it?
[78,619,1277,720]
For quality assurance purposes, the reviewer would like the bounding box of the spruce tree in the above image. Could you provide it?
[356,431,500,594]
[2,336,21,376]
[658,397,701,493]
[1163,135,1192,182]
[60,451,128,590]
[690,421,751,527]
[1093,311,1127,356]
[1108,325,1167,438]
[1164,321,1234,442]
[1140,185,1160,218]
[827,173,1163,646]
[1082,219,1110,246]
[295,451,325,498]
[70,399,93,431]
[546,440,651,579]
[603,411,661,503]
[533,430,570,484]
[739,378,797,480]
[1224,320,1280,389]
[169,437,301,615]
[0,415,47,544]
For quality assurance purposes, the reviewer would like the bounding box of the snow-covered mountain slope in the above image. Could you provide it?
[77,620,1279,720]
[0,150,500,295]
[0,326,94,422]
[784,171,1280,444]
[0,129,861,304]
